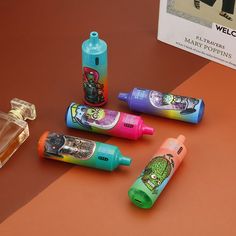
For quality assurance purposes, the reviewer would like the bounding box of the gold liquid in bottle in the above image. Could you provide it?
[0,98,36,168]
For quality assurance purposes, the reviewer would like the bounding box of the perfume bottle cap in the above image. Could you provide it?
[10,98,36,121]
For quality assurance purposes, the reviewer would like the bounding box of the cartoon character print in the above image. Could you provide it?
[71,104,120,130]
[71,105,91,129]
[83,67,105,104]
[45,133,65,158]
[141,154,174,194]
[45,133,96,160]
[149,91,199,115]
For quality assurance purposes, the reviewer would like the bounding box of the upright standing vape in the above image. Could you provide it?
[82,31,108,106]
[128,135,187,209]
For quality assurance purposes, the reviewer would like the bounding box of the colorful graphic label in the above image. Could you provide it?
[141,154,174,194]
[70,104,120,130]
[44,133,96,160]
[83,67,105,104]
[149,91,200,115]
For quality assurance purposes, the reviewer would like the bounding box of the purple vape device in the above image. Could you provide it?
[118,88,205,124]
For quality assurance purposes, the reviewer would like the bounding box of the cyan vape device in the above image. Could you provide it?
[82,31,108,106]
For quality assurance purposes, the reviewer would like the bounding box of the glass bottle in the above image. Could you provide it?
[0,98,36,168]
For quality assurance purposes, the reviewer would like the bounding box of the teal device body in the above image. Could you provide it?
[38,132,131,171]
[82,31,108,106]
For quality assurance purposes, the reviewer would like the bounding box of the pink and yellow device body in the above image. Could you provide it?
[66,103,154,140]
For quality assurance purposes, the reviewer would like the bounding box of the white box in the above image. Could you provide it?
[158,0,236,70]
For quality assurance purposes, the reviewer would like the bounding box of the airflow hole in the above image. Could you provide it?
[177,147,183,155]
[91,32,98,37]
[135,199,142,204]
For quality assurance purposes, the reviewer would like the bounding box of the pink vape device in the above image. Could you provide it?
[66,103,154,140]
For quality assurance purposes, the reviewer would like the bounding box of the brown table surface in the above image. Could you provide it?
[2,1,234,235]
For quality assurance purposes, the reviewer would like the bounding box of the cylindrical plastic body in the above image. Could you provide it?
[38,132,132,171]
[82,31,108,106]
[65,103,154,140]
[118,88,205,124]
[128,135,187,209]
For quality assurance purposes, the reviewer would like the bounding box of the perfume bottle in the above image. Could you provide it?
[0,98,36,168]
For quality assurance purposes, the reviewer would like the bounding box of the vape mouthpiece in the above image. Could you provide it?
[142,125,154,135]
[118,93,129,102]
[177,135,186,143]
[119,156,132,166]
[90,31,99,45]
